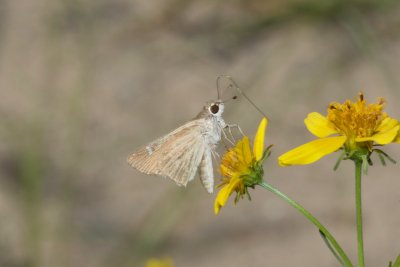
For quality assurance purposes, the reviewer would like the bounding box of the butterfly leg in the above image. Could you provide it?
[229,123,245,137]
[221,135,233,151]
[221,127,235,146]
[210,149,220,161]
[225,123,245,143]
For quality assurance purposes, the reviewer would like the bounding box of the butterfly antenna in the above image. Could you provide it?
[217,75,269,119]
[216,75,223,100]
[217,76,236,102]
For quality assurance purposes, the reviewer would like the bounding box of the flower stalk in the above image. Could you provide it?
[259,181,353,267]
[355,160,365,267]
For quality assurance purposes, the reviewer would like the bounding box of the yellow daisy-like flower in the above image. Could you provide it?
[145,258,174,267]
[279,92,400,166]
[214,117,270,215]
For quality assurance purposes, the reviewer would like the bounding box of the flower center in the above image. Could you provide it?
[327,92,386,147]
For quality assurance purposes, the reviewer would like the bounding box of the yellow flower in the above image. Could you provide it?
[279,92,400,166]
[145,258,174,267]
[214,118,270,214]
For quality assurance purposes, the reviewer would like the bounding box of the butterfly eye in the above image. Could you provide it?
[210,104,219,114]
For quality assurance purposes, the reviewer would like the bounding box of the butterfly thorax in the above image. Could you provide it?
[195,100,226,147]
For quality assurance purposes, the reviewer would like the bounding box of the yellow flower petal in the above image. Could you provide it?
[253,117,268,161]
[220,164,231,178]
[278,136,347,166]
[233,139,246,165]
[304,112,338,138]
[376,117,398,133]
[355,124,400,144]
[214,176,241,214]
[394,132,400,143]
[214,186,230,215]
[393,124,400,143]
[241,136,252,165]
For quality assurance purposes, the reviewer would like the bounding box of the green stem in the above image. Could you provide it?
[355,160,365,267]
[259,181,353,267]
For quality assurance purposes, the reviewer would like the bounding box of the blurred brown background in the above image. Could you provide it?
[0,0,400,266]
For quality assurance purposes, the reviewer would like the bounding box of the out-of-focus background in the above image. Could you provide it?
[1,0,400,266]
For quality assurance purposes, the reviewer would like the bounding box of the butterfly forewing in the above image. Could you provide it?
[127,119,208,186]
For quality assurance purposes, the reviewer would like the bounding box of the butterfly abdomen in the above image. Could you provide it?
[198,150,214,193]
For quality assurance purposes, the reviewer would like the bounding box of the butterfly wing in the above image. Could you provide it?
[127,119,207,186]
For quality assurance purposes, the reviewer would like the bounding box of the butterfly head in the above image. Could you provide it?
[207,100,224,117]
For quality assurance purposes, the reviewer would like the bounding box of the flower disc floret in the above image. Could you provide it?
[326,93,387,151]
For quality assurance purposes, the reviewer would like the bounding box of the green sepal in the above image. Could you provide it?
[260,144,273,163]
[373,148,396,165]
[333,149,346,171]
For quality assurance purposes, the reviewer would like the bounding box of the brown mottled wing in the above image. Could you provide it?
[127,119,207,186]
